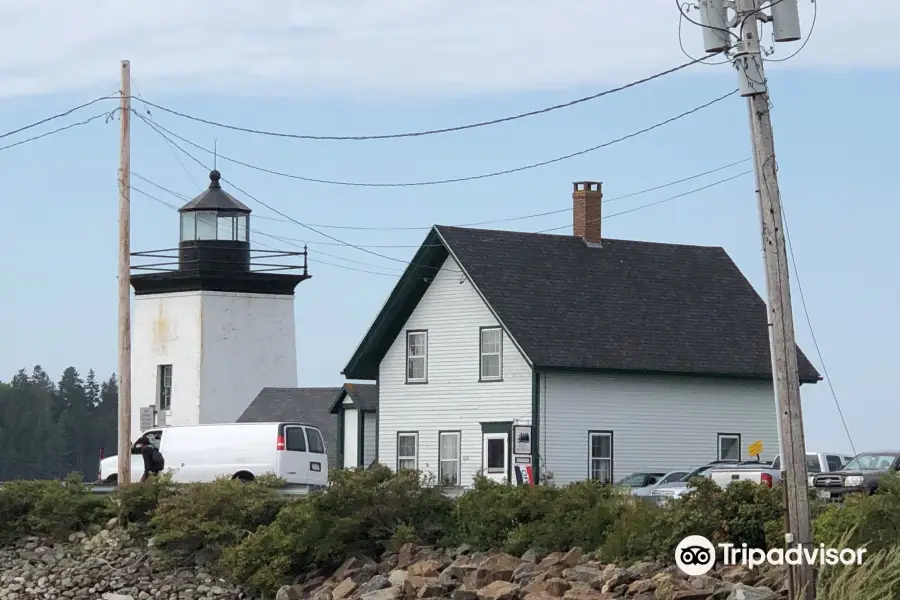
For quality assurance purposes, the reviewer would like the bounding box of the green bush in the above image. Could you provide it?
[150,475,286,562]
[599,497,664,563]
[221,466,454,596]
[814,472,900,554]
[0,473,110,543]
[114,473,177,526]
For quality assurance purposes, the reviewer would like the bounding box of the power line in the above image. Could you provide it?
[765,168,856,455]
[132,89,738,188]
[134,158,750,233]
[535,169,753,233]
[0,110,117,153]
[0,94,117,141]
[676,1,732,66]
[127,59,708,142]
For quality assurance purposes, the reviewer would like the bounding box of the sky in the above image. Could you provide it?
[1,0,897,455]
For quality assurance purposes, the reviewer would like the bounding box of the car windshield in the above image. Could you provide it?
[842,454,898,471]
[617,473,665,487]
[659,471,688,484]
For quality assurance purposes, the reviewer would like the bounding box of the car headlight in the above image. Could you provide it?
[844,476,863,487]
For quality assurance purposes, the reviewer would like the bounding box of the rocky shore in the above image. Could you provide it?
[0,524,784,600]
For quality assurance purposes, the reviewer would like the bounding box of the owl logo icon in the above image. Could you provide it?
[675,535,716,576]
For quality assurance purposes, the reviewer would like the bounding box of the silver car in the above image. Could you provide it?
[650,461,754,501]
[631,470,689,497]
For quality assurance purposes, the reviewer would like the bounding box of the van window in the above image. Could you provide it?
[807,455,822,473]
[285,427,307,452]
[306,428,325,454]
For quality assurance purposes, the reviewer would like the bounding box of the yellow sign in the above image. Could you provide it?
[748,440,764,457]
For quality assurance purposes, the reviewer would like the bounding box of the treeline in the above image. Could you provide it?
[0,366,118,481]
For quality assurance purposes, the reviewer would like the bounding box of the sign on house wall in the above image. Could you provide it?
[139,406,154,432]
[514,425,532,455]
[748,440,763,457]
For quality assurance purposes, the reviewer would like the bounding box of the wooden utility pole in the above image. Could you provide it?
[737,2,814,598]
[117,59,132,486]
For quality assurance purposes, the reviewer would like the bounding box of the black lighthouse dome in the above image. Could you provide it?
[178,170,252,273]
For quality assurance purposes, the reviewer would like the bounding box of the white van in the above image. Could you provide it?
[99,422,328,487]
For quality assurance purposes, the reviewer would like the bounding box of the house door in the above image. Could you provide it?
[343,408,359,468]
[483,433,509,483]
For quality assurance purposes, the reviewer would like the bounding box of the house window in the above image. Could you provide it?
[439,431,461,486]
[157,364,172,411]
[397,432,418,471]
[479,327,502,381]
[406,331,427,383]
[588,431,613,483]
[718,433,741,461]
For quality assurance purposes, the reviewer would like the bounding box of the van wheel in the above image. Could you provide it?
[233,472,254,483]
[104,475,118,485]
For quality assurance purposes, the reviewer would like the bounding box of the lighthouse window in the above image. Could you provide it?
[195,212,217,240]
[180,213,196,241]
[217,214,236,240]
[237,215,249,242]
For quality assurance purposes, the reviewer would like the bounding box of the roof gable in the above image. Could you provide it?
[329,383,379,414]
[342,225,820,384]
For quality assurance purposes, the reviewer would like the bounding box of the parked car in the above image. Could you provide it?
[616,472,668,492]
[650,460,755,501]
[99,422,329,488]
[630,470,689,497]
[709,451,850,489]
[813,450,900,501]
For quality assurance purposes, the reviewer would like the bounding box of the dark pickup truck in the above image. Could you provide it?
[813,450,900,501]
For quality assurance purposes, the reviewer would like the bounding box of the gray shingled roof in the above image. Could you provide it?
[342,226,821,384]
[329,383,378,414]
[238,387,340,469]
[179,170,251,213]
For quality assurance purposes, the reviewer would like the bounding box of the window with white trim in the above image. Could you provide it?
[438,431,461,486]
[589,431,613,483]
[718,433,741,461]
[406,331,427,383]
[479,327,502,380]
[397,432,418,471]
[157,364,172,411]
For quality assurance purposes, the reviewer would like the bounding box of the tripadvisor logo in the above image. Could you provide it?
[675,535,867,576]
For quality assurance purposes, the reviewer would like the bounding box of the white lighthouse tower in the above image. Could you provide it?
[129,169,310,439]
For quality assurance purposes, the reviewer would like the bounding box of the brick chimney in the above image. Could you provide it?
[572,181,602,243]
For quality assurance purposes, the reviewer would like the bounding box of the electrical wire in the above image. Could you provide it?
[676,1,732,66]
[131,89,738,188]
[0,110,117,153]
[127,59,709,142]
[756,155,856,454]
[0,94,117,141]
[134,157,750,234]
[130,183,407,276]
[765,0,817,63]
[535,169,753,233]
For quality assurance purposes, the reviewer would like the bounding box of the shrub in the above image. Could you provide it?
[817,532,900,600]
[648,478,784,559]
[150,475,286,563]
[221,466,454,596]
[598,497,663,563]
[814,472,900,554]
[0,473,110,543]
[113,473,177,526]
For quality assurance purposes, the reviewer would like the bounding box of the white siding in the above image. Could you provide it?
[363,412,377,466]
[378,255,532,486]
[132,291,297,440]
[539,371,779,486]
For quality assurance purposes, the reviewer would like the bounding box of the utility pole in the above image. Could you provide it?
[696,1,814,598]
[117,59,132,486]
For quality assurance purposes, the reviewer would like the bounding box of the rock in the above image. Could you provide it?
[408,560,443,578]
[561,548,583,567]
[358,574,391,595]
[537,553,566,568]
[332,578,358,600]
[452,589,479,600]
[477,581,519,600]
[275,586,303,600]
[627,579,657,595]
[726,584,777,600]
[562,582,606,600]
[417,582,445,598]
[102,594,134,600]
[398,544,419,569]
[520,549,547,564]
[389,570,409,587]
[361,587,402,600]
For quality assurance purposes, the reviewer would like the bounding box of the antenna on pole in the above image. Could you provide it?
[213,138,218,171]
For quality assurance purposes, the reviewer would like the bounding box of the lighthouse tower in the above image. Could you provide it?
[129,170,310,439]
